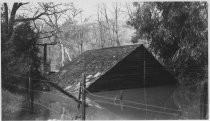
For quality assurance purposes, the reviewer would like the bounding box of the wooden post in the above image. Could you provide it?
[200,82,208,119]
[61,43,64,67]
[27,50,31,110]
[28,65,34,113]
[143,48,147,119]
[44,44,47,65]
[77,81,82,109]
[82,73,86,120]
[30,80,34,113]
[27,76,30,109]
[36,43,56,73]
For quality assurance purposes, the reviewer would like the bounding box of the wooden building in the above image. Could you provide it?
[59,44,180,119]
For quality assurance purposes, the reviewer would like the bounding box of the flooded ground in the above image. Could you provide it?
[86,85,181,120]
[30,85,181,120]
[7,84,205,120]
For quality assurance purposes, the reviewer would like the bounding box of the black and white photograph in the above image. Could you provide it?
[1,0,208,120]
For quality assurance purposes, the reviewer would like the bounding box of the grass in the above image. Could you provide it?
[2,89,25,120]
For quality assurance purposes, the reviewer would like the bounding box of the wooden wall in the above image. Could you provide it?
[87,45,178,92]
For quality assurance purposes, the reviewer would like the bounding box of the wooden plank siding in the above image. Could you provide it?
[87,45,178,92]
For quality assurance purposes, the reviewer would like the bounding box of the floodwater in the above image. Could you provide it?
[37,85,181,120]
[86,85,181,120]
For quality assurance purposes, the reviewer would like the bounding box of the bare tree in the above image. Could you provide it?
[97,3,122,47]
[63,21,90,54]
[96,5,105,48]
[125,2,135,23]
[2,2,69,42]
[37,3,76,66]
[113,2,121,46]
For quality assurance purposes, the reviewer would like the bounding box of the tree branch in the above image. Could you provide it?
[15,8,69,22]
[3,3,9,36]
[38,35,54,40]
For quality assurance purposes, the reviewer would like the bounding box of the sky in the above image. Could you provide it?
[60,0,136,24]
[4,0,136,25]
[72,0,136,23]
[73,0,129,18]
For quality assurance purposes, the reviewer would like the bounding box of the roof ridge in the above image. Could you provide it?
[85,44,142,53]
[67,44,143,65]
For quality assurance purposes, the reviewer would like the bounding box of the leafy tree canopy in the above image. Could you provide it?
[128,2,208,85]
[1,20,41,89]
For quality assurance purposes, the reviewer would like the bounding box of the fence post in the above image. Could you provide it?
[200,81,208,119]
[30,78,34,113]
[28,65,34,113]
[27,64,31,109]
[82,73,86,120]
[27,76,30,109]
[77,81,82,109]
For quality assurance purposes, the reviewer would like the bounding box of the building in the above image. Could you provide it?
[59,44,180,119]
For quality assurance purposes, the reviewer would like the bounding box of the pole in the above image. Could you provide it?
[27,73,30,109]
[77,81,82,109]
[143,48,147,119]
[43,44,47,72]
[200,82,208,119]
[36,43,56,73]
[28,50,34,113]
[44,44,47,65]
[82,73,86,120]
[27,49,30,110]
[28,65,33,113]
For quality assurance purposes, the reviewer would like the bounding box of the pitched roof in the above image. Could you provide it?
[57,44,141,89]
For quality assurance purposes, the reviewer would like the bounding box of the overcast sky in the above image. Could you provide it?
[5,0,136,25]
[64,0,137,24]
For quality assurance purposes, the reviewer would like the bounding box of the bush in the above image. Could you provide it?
[1,21,41,90]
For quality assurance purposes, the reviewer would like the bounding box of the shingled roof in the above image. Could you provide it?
[57,44,142,89]
[56,44,177,92]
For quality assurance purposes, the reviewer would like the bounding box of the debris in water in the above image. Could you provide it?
[93,72,101,78]
[64,85,72,90]
[86,75,93,78]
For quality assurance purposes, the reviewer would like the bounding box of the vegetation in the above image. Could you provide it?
[2,89,25,120]
[127,2,208,119]
[1,2,208,120]
[127,2,208,85]
[1,3,43,120]
[1,21,41,88]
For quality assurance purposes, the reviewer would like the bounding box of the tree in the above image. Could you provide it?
[101,3,122,46]
[94,3,123,48]
[97,5,106,48]
[62,16,90,55]
[128,2,208,85]
[113,2,121,46]
[2,3,64,42]
[27,3,79,68]
[1,20,41,89]
[1,2,69,87]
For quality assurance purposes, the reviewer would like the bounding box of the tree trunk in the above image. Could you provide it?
[61,43,64,67]
[64,47,72,62]
[115,2,120,46]
[8,3,20,37]
[80,43,83,54]
[3,3,9,39]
